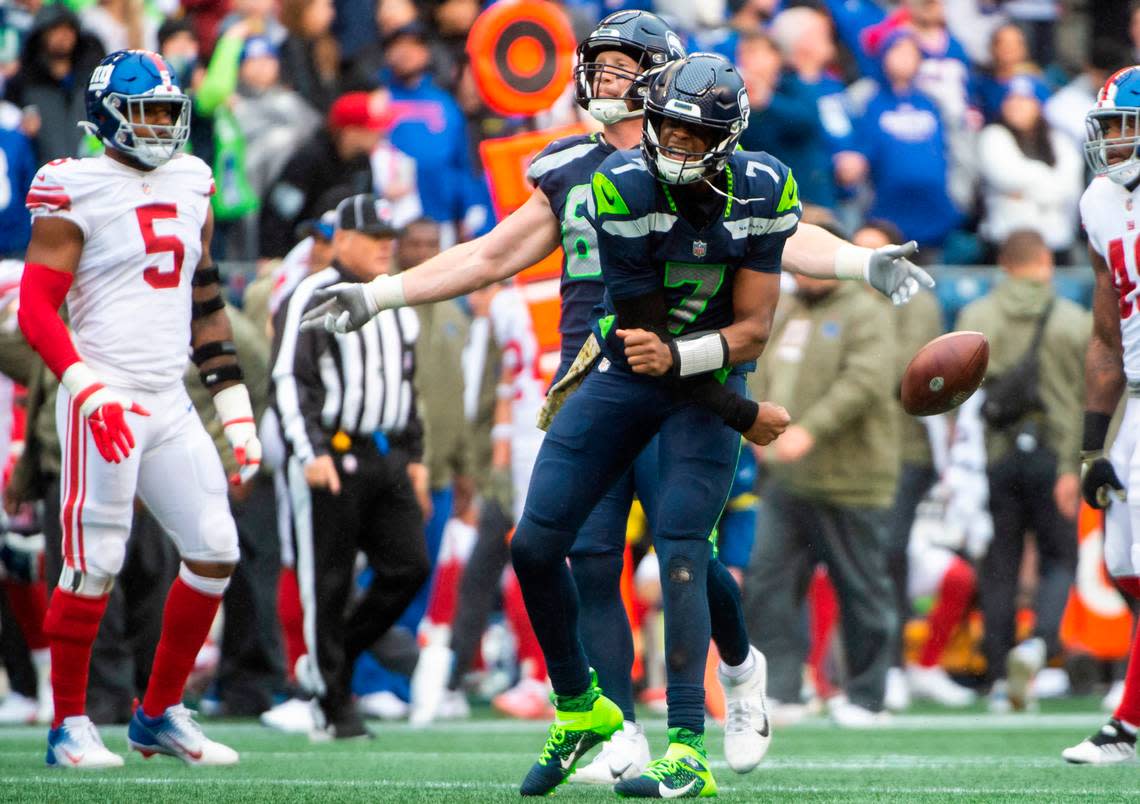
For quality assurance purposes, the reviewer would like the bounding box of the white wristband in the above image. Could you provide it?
[834,244,873,281]
[366,272,407,311]
[672,332,728,377]
[213,383,254,426]
[60,362,100,399]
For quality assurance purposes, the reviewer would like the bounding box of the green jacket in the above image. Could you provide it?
[750,282,900,508]
[956,277,1090,477]
[415,300,473,491]
[893,290,945,468]
[184,304,272,478]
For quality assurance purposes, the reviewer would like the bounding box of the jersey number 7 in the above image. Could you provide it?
[137,203,185,290]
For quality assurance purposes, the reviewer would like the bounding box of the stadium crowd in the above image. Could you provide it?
[0,0,1134,746]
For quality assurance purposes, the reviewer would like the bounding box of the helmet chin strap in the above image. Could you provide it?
[701,177,766,206]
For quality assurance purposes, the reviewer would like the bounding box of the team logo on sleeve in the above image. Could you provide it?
[692,240,707,258]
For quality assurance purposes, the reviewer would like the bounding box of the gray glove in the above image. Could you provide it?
[866,241,935,305]
[299,283,379,334]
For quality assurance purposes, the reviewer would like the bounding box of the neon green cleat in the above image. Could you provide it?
[615,728,717,798]
[518,671,623,796]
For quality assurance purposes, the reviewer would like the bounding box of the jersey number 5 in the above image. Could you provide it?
[136,203,185,290]
[1108,237,1139,320]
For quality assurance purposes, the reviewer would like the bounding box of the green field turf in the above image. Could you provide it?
[0,700,1135,802]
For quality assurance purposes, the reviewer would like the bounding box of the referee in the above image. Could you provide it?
[271,194,430,738]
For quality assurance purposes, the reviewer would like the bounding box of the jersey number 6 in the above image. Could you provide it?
[137,203,185,290]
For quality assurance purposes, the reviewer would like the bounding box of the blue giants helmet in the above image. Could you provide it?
[641,53,749,185]
[84,49,191,168]
[1086,66,1140,186]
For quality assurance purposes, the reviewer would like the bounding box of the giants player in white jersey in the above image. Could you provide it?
[17,50,261,768]
[1065,65,1140,764]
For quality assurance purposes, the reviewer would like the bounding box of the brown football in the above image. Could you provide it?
[901,331,989,417]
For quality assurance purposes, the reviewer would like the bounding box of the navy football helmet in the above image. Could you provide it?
[84,49,191,168]
[1086,66,1140,185]
[574,10,686,125]
[641,53,749,185]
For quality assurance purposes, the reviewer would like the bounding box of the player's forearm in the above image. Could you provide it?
[720,318,771,366]
[1084,335,1125,417]
[783,223,849,278]
[398,237,501,305]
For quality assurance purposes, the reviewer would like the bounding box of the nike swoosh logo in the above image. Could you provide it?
[758,714,770,738]
[609,761,632,779]
[660,778,698,798]
[168,736,203,761]
[62,749,84,765]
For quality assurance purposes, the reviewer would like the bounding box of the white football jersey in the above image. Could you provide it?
[490,286,545,422]
[1081,175,1140,384]
[27,153,214,391]
[269,236,315,317]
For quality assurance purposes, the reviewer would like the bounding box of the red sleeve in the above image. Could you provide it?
[17,263,81,379]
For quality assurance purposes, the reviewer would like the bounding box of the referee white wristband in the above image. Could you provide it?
[834,244,873,281]
[669,331,729,378]
[365,272,407,312]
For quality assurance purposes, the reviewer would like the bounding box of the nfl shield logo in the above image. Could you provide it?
[692,240,707,258]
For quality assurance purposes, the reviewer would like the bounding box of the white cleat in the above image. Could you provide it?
[1063,719,1138,765]
[1103,680,1125,713]
[409,643,453,727]
[46,716,124,769]
[884,666,911,712]
[358,691,409,720]
[128,704,239,766]
[260,697,315,734]
[828,695,892,728]
[436,689,471,720]
[906,665,976,708]
[1007,637,1045,711]
[718,646,772,773]
[569,720,650,784]
[0,692,39,724]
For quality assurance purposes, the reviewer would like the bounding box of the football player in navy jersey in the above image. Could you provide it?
[302,18,934,799]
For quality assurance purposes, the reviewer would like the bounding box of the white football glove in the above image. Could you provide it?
[299,273,407,334]
[866,241,936,305]
[213,384,262,484]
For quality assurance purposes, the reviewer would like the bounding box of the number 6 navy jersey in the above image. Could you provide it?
[525,132,616,378]
[589,147,801,373]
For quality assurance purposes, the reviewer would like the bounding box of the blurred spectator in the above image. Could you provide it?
[956,231,1089,712]
[1046,38,1131,153]
[279,0,340,114]
[1133,0,1140,64]
[258,91,386,257]
[81,0,158,54]
[737,32,832,207]
[943,0,1008,67]
[1002,0,1059,67]
[977,74,1083,259]
[219,0,287,46]
[0,126,35,258]
[745,272,899,727]
[181,0,228,55]
[158,17,214,165]
[233,36,322,200]
[361,22,484,242]
[334,0,384,61]
[5,6,104,161]
[853,31,961,253]
[432,0,481,86]
[822,0,887,79]
[973,23,1037,123]
[769,7,866,206]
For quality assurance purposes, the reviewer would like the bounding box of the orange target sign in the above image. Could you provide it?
[466,0,577,116]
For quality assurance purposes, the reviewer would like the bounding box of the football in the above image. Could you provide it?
[900,331,989,417]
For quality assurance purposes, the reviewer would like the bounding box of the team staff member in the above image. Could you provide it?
[745,271,901,727]
[270,194,430,739]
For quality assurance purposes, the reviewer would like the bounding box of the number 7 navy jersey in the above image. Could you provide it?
[526,132,615,377]
[589,148,801,373]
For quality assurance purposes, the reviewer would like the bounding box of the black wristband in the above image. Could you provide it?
[1083,411,1112,453]
[192,294,226,319]
[191,265,222,287]
[200,363,244,390]
[722,394,760,434]
[192,340,237,366]
[682,377,759,433]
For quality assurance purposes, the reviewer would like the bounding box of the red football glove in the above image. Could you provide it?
[63,365,150,464]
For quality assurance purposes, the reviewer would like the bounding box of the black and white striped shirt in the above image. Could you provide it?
[271,265,423,464]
